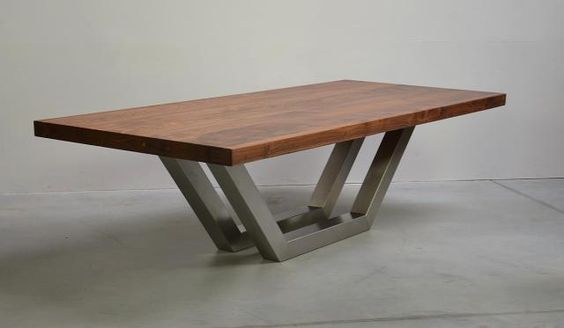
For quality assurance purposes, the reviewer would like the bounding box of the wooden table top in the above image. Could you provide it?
[34,80,505,165]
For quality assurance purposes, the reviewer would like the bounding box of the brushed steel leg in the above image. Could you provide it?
[351,127,414,224]
[208,164,288,261]
[160,157,252,252]
[309,138,364,217]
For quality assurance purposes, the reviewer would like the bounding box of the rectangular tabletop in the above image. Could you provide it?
[34,80,505,165]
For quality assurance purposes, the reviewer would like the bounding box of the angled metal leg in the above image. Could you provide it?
[351,126,414,224]
[309,138,364,217]
[208,164,288,261]
[160,157,252,252]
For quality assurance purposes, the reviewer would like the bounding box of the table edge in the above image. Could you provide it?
[230,92,506,164]
[34,92,506,166]
[34,121,236,165]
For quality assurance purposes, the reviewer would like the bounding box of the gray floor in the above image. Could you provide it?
[0,179,563,328]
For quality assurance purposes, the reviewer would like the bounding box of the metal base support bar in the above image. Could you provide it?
[161,126,414,261]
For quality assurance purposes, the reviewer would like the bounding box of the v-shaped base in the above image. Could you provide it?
[161,127,414,261]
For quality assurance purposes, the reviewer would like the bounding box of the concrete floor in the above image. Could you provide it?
[0,179,563,328]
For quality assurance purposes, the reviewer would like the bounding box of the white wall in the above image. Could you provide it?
[1,0,563,193]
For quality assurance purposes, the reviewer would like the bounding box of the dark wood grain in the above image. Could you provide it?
[34,80,506,165]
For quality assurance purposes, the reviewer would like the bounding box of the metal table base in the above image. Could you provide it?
[160,127,414,261]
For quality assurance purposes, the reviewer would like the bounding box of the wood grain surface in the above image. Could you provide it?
[34,80,506,165]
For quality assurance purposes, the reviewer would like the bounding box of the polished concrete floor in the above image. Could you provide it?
[0,179,563,327]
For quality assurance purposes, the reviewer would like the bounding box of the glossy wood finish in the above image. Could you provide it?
[34,80,505,165]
